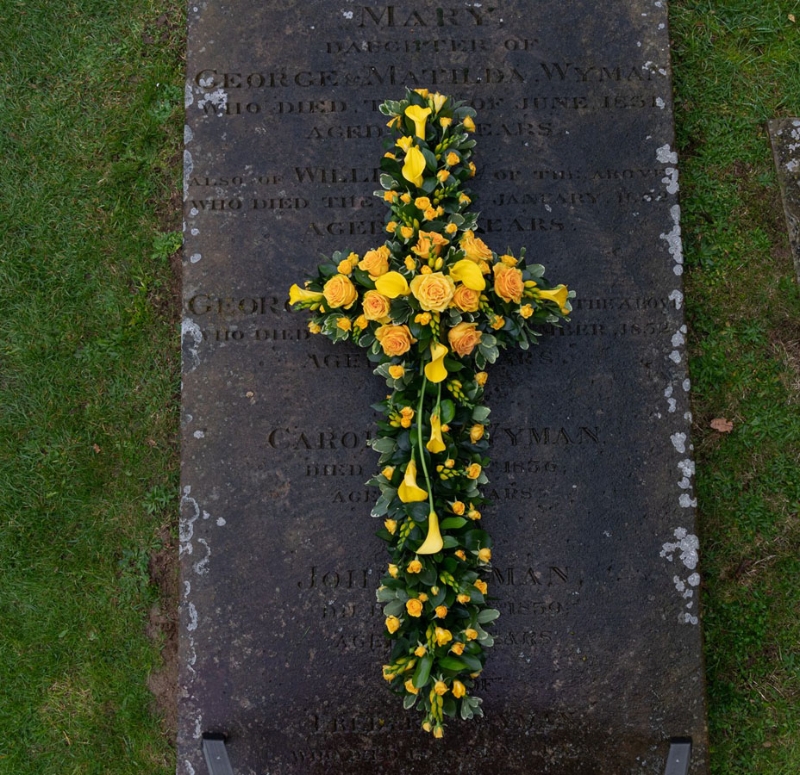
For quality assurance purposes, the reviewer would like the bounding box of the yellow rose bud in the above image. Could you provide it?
[450,642,465,656]
[470,424,485,443]
[414,196,432,210]
[478,547,492,563]
[383,665,394,681]
[466,463,482,479]
[439,116,452,128]
[386,616,402,634]
[468,507,482,521]
[415,644,427,657]
[490,315,504,331]
[457,593,470,603]
[354,314,368,330]
[520,304,534,318]
[384,151,397,159]
[417,592,428,602]
[384,519,397,535]
[455,550,467,561]
[475,371,488,386]
[404,255,417,271]
[424,207,438,221]
[465,628,478,641]
[451,501,465,515]
[446,151,460,166]
[452,680,466,699]
[444,458,455,469]
[434,627,453,647]
[459,193,471,205]
[308,321,321,334]
[337,259,353,274]
[405,678,419,695]
[437,169,450,183]
[336,317,352,331]
[407,559,423,574]
[382,466,395,479]
[406,598,424,617]
[474,579,488,595]
[435,605,448,618]
[468,161,476,177]
[384,190,398,203]
[434,680,448,696]
[400,225,414,239]
[422,721,432,732]
[463,116,476,132]
[433,725,444,739]
[386,220,398,233]
[420,265,432,274]
[388,364,405,379]
[444,222,458,235]
[388,564,399,578]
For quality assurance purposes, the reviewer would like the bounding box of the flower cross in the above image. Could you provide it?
[289,89,572,736]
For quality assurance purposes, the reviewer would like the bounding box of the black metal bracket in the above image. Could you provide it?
[664,737,692,775]
[202,733,234,775]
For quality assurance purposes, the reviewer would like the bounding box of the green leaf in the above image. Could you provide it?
[440,399,456,425]
[437,656,468,672]
[412,654,433,688]
[442,535,460,549]
[403,693,417,709]
[477,608,501,624]
[472,406,491,423]
[439,517,467,530]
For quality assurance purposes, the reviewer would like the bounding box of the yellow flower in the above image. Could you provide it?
[375,324,414,357]
[426,410,447,453]
[399,406,415,428]
[406,598,424,617]
[493,261,525,303]
[439,116,452,128]
[463,115,476,132]
[478,547,492,563]
[431,92,447,112]
[405,678,419,695]
[466,462,482,479]
[396,135,414,152]
[470,424,485,443]
[407,558,422,574]
[382,465,395,480]
[322,274,358,309]
[412,231,449,259]
[388,564,399,578]
[337,259,353,274]
[437,169,450,183]
[450,642,465,656]
[414,196,432,211]
[445,222,458,235]
[424,342,449,385]
[434,627,453,646]
[500,253,518,266]
[446,151,460,166]
[402,145,426,187]
[413,88,430,98]
[457,593,470,603]
[410,272,455,312]
[533,284,571,314]
[384,519,397,535]
[452,284,481,313]
[404,255,417,271]
[386,616,402,634]
[417,592,428,602]
[434,680,448,696]
[520,303,534,318]
[386,221,398,233]
[406,104,431,138]
[451,501,465,515]
[474,579,488,595]
[433,725,444,739]
[415,644,427,657]
[460,230,493,263]
[449,258,486,291]
[452,680,466,699]
[414,312,431,325]
[400,192,412,204]
[422,721,432,733]
[397,459,428,503]
[448,322,482,357]
[468,507,482,521]
[308,321,321,334]
[465,627,478,641]
[336,317,352,332]
[375,271,410,298]
[388,364,405,379]
[384,151,397,160]
[420,265,432,275]
[400,225,414,240]
[359,245,391,277]
[288,284,324,306]
[490,315,505,330]
[435,605,448,618]
[354,314,368,330]
[383,665,394,681]
[468,161,476,177]
[475,371,488,387]
[417,510,444,555]
[458,193,471,205]
[423,207,438,221]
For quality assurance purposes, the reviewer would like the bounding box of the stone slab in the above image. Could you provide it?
[179,2,708,773]
[768,118,800,281]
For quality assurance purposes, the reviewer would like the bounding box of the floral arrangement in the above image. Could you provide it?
[289,89,572,737]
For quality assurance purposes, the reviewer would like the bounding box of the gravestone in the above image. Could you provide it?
[768,118,800,282]
[179,2,708,773]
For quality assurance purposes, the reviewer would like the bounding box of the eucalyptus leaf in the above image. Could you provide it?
[477,608,501,624]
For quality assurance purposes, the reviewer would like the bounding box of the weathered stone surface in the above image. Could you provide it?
[179,2,708,773]
[768,118,800,281]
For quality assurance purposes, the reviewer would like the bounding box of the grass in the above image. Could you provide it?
[0,0,798,773]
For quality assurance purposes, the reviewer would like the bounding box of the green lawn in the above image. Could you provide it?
[0,1,798,773]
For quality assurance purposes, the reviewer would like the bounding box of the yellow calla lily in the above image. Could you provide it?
[288,284,324,306]
[424,341,448,384]
[417,510,443,555]
[398,459,428,503]
[402,145,426,188]
[534,285,570,314]
[405,105,432,139]
[449,259,486,291]
[375,271,410,298]
[426,412,447,454]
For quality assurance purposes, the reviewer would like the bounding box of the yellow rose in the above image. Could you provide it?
[466,463,482,479]
[434,627,453,647]
[337,259,353,274]
[423,207,438,221]
[435,605,448,618]
[475,371,488,386]
[406,598,424,617]
[405,678,419,695]
[455,550,467,562]
[445,222,458,235]
[452,680,466,699]
[474,579,488,595]
[384,190,398,203]
[407,559,423,574]
[437,169,450,183]
[386,616,402,634]
[434,680,448,696]
[322,274,358,309]
[388,564,399,578]
[490,315,505,330]
[463,115,476,132]
[439,116,452,128]
[376,324,414,357]
[388,364,405,379]
[448,322,482,357]
[362,290,392,321]
[460,230,493,263]
[451,501,465,516]
[446,151,460,166]
[414,644,427,657]
[411,272,455,312]
[308,321,321,334]
[468,507,482,521]
[458,193,471,205]
[493,261,524,303]
[354,314,368,330]
[415,312,431,325]
[400,225,414,240]
[478,547,492,563]
[359,245,391,277]
[418,592,428,602]
[336,317,351,331]
[457,593,470,604]
[386,221,398,234]
[412,231,449,259]
[520,303,534,318]
[384,518,397,534]
[465,628,478,641]
[470,424,485,443]
[414,196,432,211]
[450,642,465,656]
[500,253,518,266]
